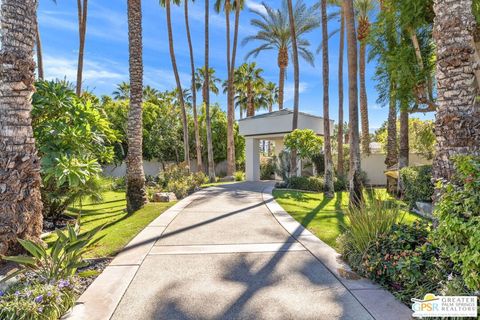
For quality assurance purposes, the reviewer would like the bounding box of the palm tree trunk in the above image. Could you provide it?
[322,0,334,198]
[432,0,480,182]
[344,0,363,206]
[0,0,43,255]
[184,0,203,172]
[225,3,235,176]
[76,0,87,96]
[359,40,370,155]
[337,6,345,177]
[277,47,288,110]
[35,12,44,80]
[126,0,147,213]
[165,0,191,170]
[398,107,409,169]
[287,0,299,176]
[385,86,398,194]
[205,0,216,181]
[247,82,254,117]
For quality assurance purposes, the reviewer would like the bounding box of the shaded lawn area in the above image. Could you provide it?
[44,191,175,258]
[273,188,423,250]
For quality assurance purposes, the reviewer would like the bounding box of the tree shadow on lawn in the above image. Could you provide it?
[300,196,333,227]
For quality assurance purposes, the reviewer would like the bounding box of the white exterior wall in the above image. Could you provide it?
[245,138,260,181]
[361,153,433,185]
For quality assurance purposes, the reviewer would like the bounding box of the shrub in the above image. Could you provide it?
[159,164,206,199]
[432,156,480,291]
[2,224,103,283]
[234,171,245,181]
[340,198,399,258]
[334,175,348,191]
[0,279,77,320]
[260,157,276,180]
[400,165,434,207]
[287,176,324,192]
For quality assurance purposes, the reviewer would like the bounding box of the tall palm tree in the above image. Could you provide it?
[432,0,480,182]
[355,0,374,155]
[265,81,279,112]
[161,0,191,170]
[399,105,409,170]
[321,0,334,198]
[35,10,44,79]
[205,0,215,181]
[184,0,203,173]
[0,0,43,255]
[345,0,363,206]
[195,67,221,102]
[76,0,88,95]
[126,0,147,213]
[243,0,319,110]
[287,0,300,176]
[214,0,244,177]
[336,0,345,176]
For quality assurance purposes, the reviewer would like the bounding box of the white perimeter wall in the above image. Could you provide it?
[103,160,228,178]
[361,153,432,186]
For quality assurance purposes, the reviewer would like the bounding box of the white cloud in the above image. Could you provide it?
[246,0,267,15]
[283,82,308,105]
[43,55,124,85]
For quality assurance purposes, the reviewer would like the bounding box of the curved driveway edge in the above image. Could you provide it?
[262,185,413,320]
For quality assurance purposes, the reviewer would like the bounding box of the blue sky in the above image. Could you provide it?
[38,0,433,132]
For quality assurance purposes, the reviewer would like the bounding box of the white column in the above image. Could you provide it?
[274,138,284,180]
[245,137,260,181]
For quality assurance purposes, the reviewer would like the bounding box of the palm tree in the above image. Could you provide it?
[399,105,409,170]
[234,63,264,117]
[336,0,345,177]
[205,0,215,181]
[321,0,334,198]
[0,0,43,255]
[355,0,374,155]
[112,81,130,100]
[264,82,279,112]
[195,67,221,102]
[126,0,147,213]
[345,0,363,206]
[35,9,44,79]
[243,0,319,110]
[214,0,244,177]
[76,0,88,95]
[432,0,480,182]
[161,0,191,170]
[184,0,203,173]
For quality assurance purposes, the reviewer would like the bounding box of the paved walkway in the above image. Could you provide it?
[67,182,412,320]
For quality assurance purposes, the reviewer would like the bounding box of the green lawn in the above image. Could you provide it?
[44,191,175,258]
[273,188,422,250]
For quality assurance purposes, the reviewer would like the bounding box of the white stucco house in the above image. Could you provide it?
[238,109,334,181]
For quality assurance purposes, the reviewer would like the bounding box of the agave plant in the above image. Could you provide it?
[1,224,104,283]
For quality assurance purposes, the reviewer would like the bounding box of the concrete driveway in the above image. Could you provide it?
[67,182,412,320]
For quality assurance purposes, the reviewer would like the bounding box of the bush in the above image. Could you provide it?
[234,171,245,181]
[334,175,348,191]
[400,165,434,207]
[260,157,276,180]
[287,176,324,192]
[340,198,399,258]
[159,164,206,199]
[0,279,77,320]
[340,221,470,304]
[432,156,480,291]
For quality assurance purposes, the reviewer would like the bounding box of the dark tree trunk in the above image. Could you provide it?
[337,5,345,177]
[184,0,203,172]
[35,12,44,79]
[0,0,43,255]
[205,0,216,181]
[126,0,147,213]
[322,0,334,197]
[76,0,88,96]
[345,0,363,206]
[165,0,190,170]
[359,40,370,155]
[277,46,288,110]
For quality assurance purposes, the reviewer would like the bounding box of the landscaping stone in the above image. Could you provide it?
[152,192,177,202]
[414,201,434,219]
[218,175,235,182]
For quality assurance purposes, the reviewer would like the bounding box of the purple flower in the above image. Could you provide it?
[47,291,52,297]
[0,290,4,297]
[38,307,44,313]
[14,291,20,296]
[58,280,70,289]
[34,295,43,303]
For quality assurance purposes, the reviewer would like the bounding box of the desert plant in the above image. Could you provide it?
[234,171,245,181]
[1,224,104,283]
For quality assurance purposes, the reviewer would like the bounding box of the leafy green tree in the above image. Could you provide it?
[32,81,117,221]
[284,129,323,161]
